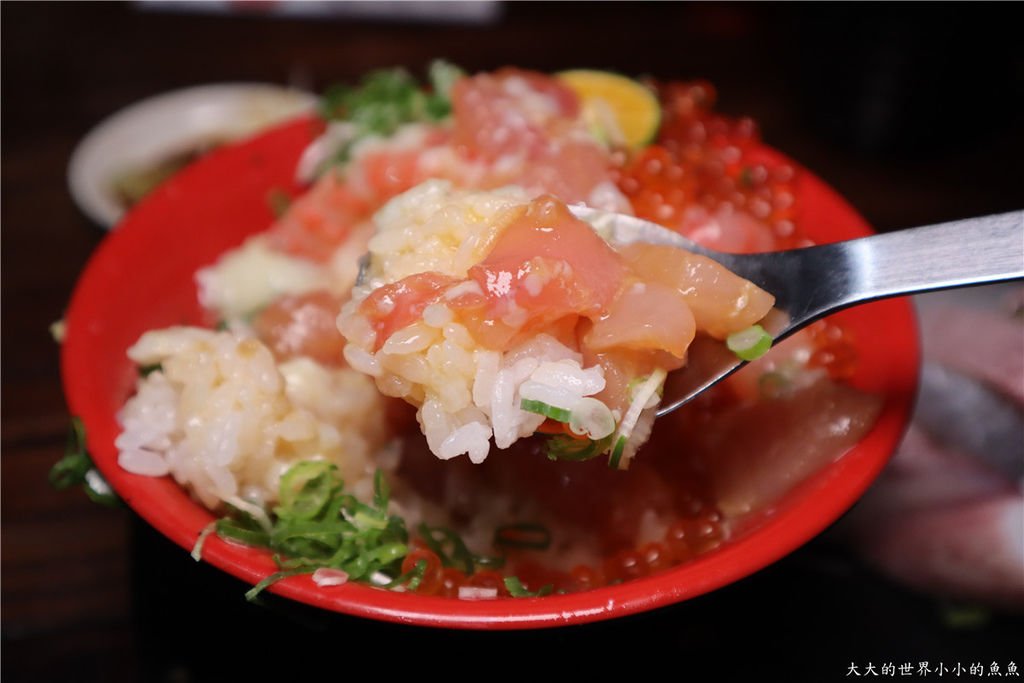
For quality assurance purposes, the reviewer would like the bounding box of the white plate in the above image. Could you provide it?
[68,83,317,228]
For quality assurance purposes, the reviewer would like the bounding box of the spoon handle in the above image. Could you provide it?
[838,210,1024,304]
[753,210,1024,336]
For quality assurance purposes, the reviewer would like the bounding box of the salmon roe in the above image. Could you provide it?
[613,80,804,251]
[465,570,509,597]
[808,320,859,380]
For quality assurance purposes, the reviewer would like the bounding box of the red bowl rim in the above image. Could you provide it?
[61,117,919,629]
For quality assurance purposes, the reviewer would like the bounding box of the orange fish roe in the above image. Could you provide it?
[614,80,804,252]
[807,319,860,380]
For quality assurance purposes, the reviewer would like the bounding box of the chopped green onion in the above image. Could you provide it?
[372,469,390,510]
[363,542,409,565]
[83,469,116,505]
[504,576,554,598]
[758,370,791,399]
[209,464,410,597]
[215,518,271,547]
[227,496,274,533]
[245,567,314,602]
[726,324,773,361]
[418,524,458,570]
[520,398,572,423]
[266,187,292,218]
[608,368,667,469]
[316,63,460,170]
[405,559,428,592]
[49,417,120,507]
[428,59,464,99]
[275,461,337,520]
[50,319,66,343]
[620,370,666,436]
[567,397,616,439]
[190,522,217,561]
[383,558,427,591]
[417,523,493,575]
[608,435,627,470]
[138,363,163,377]
[941,604,992,630]
[49,417,90,489]
[472,554,508,570]
[350,507,389,531]
[425,60,464,118]
[738,165,754,188]
[546,433,613,461]
[190,462,563,601]
[494,523,551,551]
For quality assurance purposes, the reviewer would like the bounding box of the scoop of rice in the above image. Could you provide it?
[117,327,389,510]
[339,181,612,464]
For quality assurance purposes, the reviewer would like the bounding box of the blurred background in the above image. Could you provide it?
[3,2,1022,681]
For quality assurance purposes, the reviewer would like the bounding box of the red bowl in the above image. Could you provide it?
[62,117,919,629]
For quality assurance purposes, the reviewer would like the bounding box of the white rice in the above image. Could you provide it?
[117,327,390,511]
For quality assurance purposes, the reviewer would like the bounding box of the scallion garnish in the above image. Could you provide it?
[567,397,616,440]
[726,324,773,361]
[607,368,667,470]
[210,463,412,599]
[275,461,337,520]
[214,516,270,547]
[190,522,217,562]
[608,435,627,470]
[48,417,120,507]
[372,469,390,510]
[268,188,292,218]
[383,558,428,591]
[244,567,315,602]
[428,59,464,111]
[418,523,503,575]
[50,319,66,344]
[758,370,790,399]
[520,398,573,423]
[494,523,552,551]
[172,463,558,600]
[266,187,292,218]
[738,165,754,188]
[138,363,163,377]
[504,576,554,598]
[318,60,463,167]
[473,554,509,570]
[545,433,613,461]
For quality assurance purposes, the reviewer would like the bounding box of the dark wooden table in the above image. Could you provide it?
[3,4,1022,681]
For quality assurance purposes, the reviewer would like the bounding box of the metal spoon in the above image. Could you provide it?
[569,206,1024,417]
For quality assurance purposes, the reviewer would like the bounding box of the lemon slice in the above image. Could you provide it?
[557,70,661,149]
